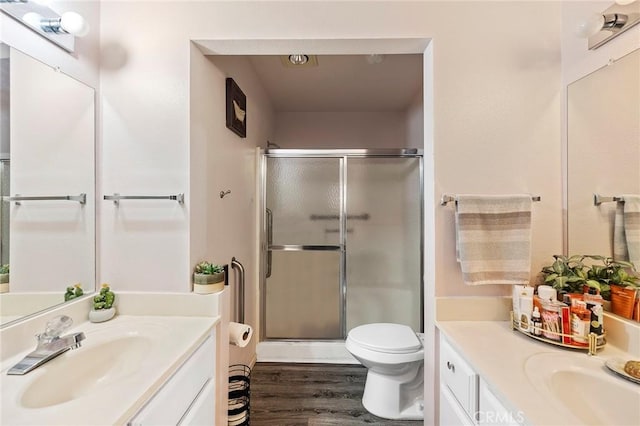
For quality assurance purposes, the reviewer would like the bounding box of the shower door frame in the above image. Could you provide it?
[259,149,424,341]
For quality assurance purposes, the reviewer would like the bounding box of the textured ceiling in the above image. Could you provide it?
[246,54,422,112]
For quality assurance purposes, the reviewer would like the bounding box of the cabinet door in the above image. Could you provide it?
[129,335,215,426]
[179,379,215,426]
[440,386,475,426]
[478,379,522,426]
[440,337,478,419]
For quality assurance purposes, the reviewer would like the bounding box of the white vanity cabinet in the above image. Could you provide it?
[439,335,524,426]
[129,330,217,426]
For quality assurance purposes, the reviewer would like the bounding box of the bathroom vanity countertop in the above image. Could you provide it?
[436,321,639,426]
[1,314,220,425]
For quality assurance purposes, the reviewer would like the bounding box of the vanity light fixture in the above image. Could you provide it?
[0,0,88,52]
[577,0,640,50]
[23,11,89,37]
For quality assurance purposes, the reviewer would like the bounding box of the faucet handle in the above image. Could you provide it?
[40,315,74,341]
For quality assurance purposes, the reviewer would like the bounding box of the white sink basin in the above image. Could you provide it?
[20,335,152,408]
[525,352,640,425]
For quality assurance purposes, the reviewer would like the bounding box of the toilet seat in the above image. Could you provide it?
[348,323,422,354]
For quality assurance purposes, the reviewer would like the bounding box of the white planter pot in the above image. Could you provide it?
[89,307,116,323]
[193,272,225,294]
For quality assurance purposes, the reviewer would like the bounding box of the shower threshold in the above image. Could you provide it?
[257,340,357,364]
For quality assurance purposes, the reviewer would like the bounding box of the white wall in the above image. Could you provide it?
[431,1,562,297]
[189,50,275,367]
[274,111,407,148]
[406,92,424,150]
[99,3,563,423]
[99,0,563,293]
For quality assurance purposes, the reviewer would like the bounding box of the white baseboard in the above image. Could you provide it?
[257,341,358,364]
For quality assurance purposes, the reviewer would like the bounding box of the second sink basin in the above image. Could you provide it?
[525,352,640,425]
[20,335,152,409]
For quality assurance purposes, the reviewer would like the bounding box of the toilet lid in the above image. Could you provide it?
[348,323,422,354]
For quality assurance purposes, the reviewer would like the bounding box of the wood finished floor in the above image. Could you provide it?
[249,363,424,426]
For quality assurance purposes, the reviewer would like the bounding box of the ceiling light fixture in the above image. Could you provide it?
[288,54,309,65]
[576,0,640,50]
[0,0,88,52]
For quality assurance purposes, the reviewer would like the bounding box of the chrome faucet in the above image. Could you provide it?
[7,315,85,375]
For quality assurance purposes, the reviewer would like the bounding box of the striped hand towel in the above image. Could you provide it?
[455,195,532,286]
[623,195,640,268]
[613,201,629,262]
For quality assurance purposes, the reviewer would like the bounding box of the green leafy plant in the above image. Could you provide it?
[0,264,9,274]
[93,283,115,310]
[540,255,589,294]
[64,283,84,301]
[194,261,223,275]
[540,255,639,300]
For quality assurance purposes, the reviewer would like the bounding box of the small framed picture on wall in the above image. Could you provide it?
[226,78,247,138]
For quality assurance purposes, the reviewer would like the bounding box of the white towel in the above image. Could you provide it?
[623,195,640,268]
[613,201,629,262]
[455,195,532,286]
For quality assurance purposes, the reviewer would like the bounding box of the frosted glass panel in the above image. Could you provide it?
[265,250,341,339]
[266,158,341,246]
[345,158,421,331]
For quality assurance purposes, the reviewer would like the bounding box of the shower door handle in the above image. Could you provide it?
[266,208,273,278]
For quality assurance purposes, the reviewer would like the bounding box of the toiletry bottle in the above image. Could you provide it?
[531,306,542,336]
[519,293,534,333]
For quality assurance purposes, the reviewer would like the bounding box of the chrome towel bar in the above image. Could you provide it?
[593,194,624,206]
[3,193,86,205]
[103,193,184,205]
[440,194,541,206]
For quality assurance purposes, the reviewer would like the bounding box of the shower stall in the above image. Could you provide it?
[260,149,423,342]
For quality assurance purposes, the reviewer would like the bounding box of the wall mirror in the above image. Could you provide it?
[0,42,96,327]
[567,47,640,323]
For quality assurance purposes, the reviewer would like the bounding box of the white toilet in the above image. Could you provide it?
[345,323,424,420]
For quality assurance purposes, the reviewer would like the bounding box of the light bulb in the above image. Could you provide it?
[615,0,636,5]
[288,54,308,65]
[576,13,605,38]
[60,12,89,37]
[22,12,43,29]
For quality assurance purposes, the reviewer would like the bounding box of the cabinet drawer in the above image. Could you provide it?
[129,334,215,426]
[440,337,478,421]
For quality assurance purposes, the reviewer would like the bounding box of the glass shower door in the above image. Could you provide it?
[264,157,344,339]
[345,157,422,331]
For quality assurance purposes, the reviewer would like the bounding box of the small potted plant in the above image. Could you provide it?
[0,264,9,294]
[601,258,639,319]
[193,261,225,294]
[64,283,84,301]
[541,255,640,319]
[89,283,116,323]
